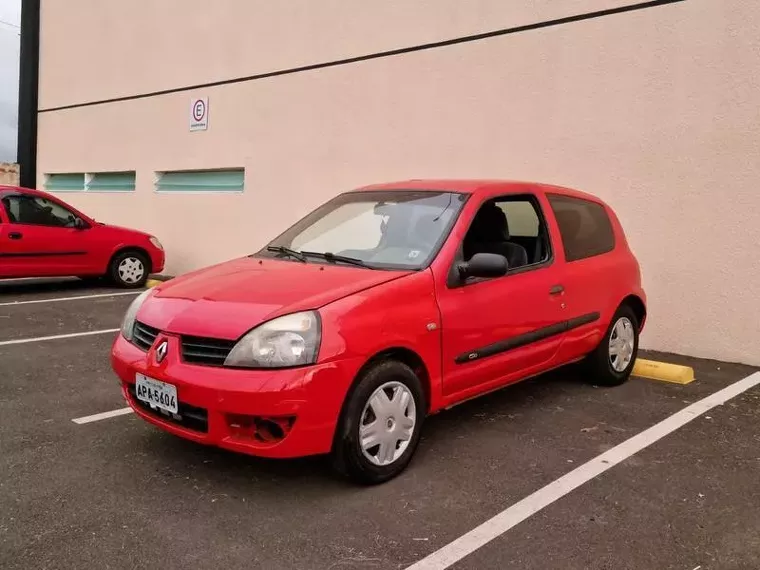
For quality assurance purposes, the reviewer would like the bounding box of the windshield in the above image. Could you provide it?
[259,190,467,270]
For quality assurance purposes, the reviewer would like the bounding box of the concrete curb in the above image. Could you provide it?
[633,358,695,385]
[146,275,173,289]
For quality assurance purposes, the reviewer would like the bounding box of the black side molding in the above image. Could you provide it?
[566,312,600,330]
[455,312,600,364]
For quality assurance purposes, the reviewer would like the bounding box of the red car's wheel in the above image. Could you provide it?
[109,250,150,289]
[332,360,425,485]
[584,304,639,386]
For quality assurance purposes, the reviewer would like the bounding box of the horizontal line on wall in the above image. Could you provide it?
[39,0,686,113]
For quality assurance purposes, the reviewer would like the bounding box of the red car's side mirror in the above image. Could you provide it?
[73,217,89,230]
[457,253,508,280]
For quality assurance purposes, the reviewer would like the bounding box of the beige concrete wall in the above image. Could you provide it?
[39,0,638,109]
[36,0,760,366]
[0,162,19,186]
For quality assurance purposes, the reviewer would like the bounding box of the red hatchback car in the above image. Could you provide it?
[111,180,646,484]
[0,186,165,288]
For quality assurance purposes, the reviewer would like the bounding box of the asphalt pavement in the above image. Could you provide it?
[1,279,757,570]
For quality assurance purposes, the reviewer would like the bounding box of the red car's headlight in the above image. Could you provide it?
[120,288,155,341]
[224,311,321,369]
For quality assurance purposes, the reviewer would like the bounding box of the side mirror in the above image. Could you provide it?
[458,253,508,280]
[74,217,88,230]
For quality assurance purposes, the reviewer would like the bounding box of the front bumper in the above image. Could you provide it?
[150,248,166,274]
[110,333,362,458]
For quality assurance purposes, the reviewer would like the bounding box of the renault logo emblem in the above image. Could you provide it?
[155,340,169,363]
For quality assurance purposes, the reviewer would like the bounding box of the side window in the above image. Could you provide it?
[547,194,615,262]
[1,195,78,228]
[1,196,20,223]
[498,201,540,237]
[463,195,551,269]
[0,197,9,223]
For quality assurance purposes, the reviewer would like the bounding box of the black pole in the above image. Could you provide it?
[16,0,40,188]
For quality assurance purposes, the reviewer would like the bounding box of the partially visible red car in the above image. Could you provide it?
[111,179,646,484]
[0,185,164,288]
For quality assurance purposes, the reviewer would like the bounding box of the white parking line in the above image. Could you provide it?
[0,291,141,307]
[72,407,134,424]
[0,328,120,346]
[405,371,760,570]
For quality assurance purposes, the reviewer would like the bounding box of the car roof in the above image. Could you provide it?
[353,179,605,203]
[0,185,45,197]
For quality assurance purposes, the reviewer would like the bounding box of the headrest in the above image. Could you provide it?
[472,203,510,240]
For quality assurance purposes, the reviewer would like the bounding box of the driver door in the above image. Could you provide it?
[434,192,568,399]
[0,193,92,277]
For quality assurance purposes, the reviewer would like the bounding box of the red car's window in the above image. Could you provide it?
[262,190,466,270]
[1,195,79,228]
[547,193,615,262]
[462,195,552,270]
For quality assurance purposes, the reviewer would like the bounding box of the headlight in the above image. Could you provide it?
[121,288,154,341]
[149,236,163,250]
[224,311,321,368]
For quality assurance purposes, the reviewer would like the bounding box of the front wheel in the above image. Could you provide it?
[584,305,639,386]
[108,251,150,288]
[332,360,425,485]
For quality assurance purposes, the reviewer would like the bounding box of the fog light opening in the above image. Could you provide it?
[226,414,296,443]
[254,416,295,443]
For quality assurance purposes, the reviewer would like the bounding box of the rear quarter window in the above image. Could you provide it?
[547,194,615,262]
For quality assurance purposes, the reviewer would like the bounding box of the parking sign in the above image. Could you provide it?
[190,97,209,131]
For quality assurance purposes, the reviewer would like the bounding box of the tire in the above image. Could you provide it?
[584,304,639,386]
[331,360,425,485]
[108,250,150,289]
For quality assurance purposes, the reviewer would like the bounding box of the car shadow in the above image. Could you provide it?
[135,366,588,493]
[421,367,581,435]
[0,277,117,297]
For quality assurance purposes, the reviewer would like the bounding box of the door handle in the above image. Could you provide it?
[549,284,564,295]
[8,232,22,240]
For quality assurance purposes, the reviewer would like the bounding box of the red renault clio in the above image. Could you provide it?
[0,185,164,287]
[111,180,646,484]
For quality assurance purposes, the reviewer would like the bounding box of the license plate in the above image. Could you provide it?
[135,374,178,414]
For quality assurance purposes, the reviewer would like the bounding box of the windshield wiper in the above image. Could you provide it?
[300,251,373,268]
[266,245,307,262]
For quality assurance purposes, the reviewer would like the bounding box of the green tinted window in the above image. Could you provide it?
[156,169,244,192]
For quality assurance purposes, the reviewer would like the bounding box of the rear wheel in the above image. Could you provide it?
[108,250,150,288]
[331,360,425,485]
[584,305,639,386]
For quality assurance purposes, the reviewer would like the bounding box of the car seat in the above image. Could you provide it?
[464,203,529,269]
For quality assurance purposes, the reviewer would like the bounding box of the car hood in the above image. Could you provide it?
[97,222,151,238]
[137,256,410,339]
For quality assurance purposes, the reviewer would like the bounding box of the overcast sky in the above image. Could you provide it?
[0,0,21,163]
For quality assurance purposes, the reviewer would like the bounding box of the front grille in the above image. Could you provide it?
[130,319,235,367]
[180,335,236,366]
[132,321,159,351]
[127,384,209,433]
